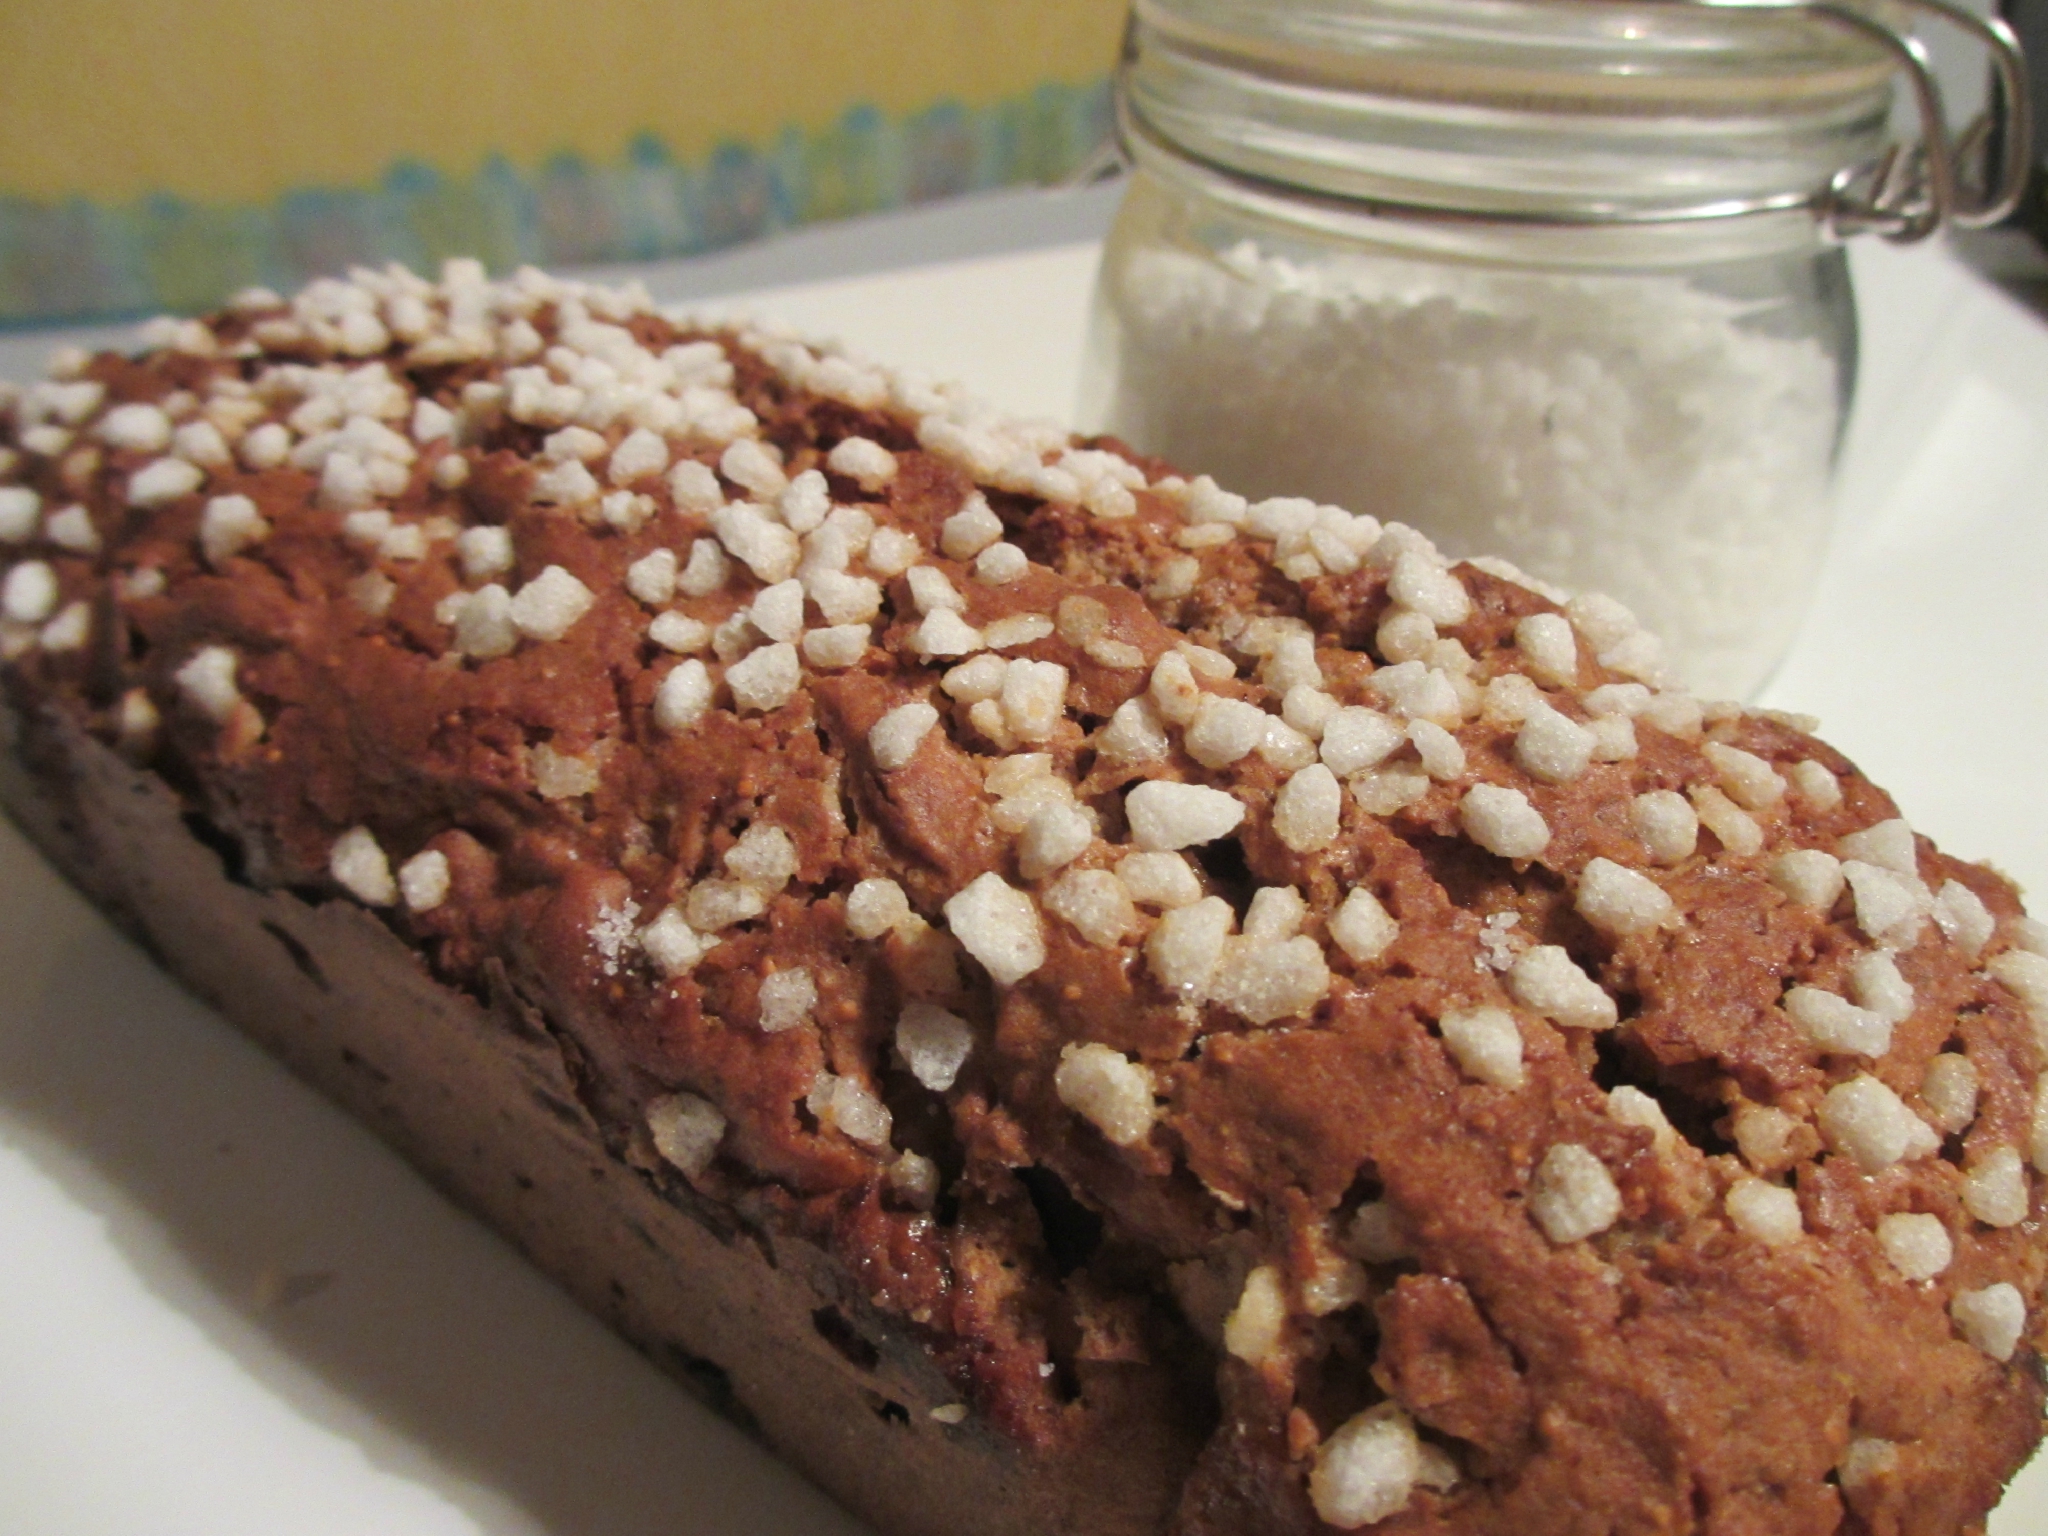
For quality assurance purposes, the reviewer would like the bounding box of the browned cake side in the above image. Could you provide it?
[1,266,2045,1536]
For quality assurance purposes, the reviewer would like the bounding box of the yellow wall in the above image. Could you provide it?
[0,0,1123,204]
[0,0,1127,321]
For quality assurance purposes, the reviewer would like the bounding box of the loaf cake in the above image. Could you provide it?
[2,263,2045,1536]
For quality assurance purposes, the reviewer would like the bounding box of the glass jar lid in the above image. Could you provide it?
[1121,0,2030,240]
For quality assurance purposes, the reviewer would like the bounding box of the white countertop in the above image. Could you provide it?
[2,202,2045,1533]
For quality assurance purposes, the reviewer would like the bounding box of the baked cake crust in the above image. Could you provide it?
[2,266,2045,1535]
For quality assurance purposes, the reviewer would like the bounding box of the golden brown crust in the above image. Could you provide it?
[2,266,2044,1534]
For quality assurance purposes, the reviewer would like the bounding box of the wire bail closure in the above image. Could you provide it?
[1787,0,2032,240]
[1097,0,2033,242]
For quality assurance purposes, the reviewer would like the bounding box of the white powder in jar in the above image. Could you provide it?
[1090,240,1841,699]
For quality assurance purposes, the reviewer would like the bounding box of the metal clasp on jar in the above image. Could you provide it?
[1765,0,2032,240]
[1091,0,2033,244]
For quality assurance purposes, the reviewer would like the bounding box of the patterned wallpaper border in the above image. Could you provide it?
[0,78,1110,327]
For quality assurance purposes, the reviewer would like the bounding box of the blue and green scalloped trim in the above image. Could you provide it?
[0,78,1110,327]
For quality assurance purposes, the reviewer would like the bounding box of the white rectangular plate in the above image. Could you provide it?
[2,231,2044,1534]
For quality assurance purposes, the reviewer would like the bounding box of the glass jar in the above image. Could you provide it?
[1081,0,2029,699]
